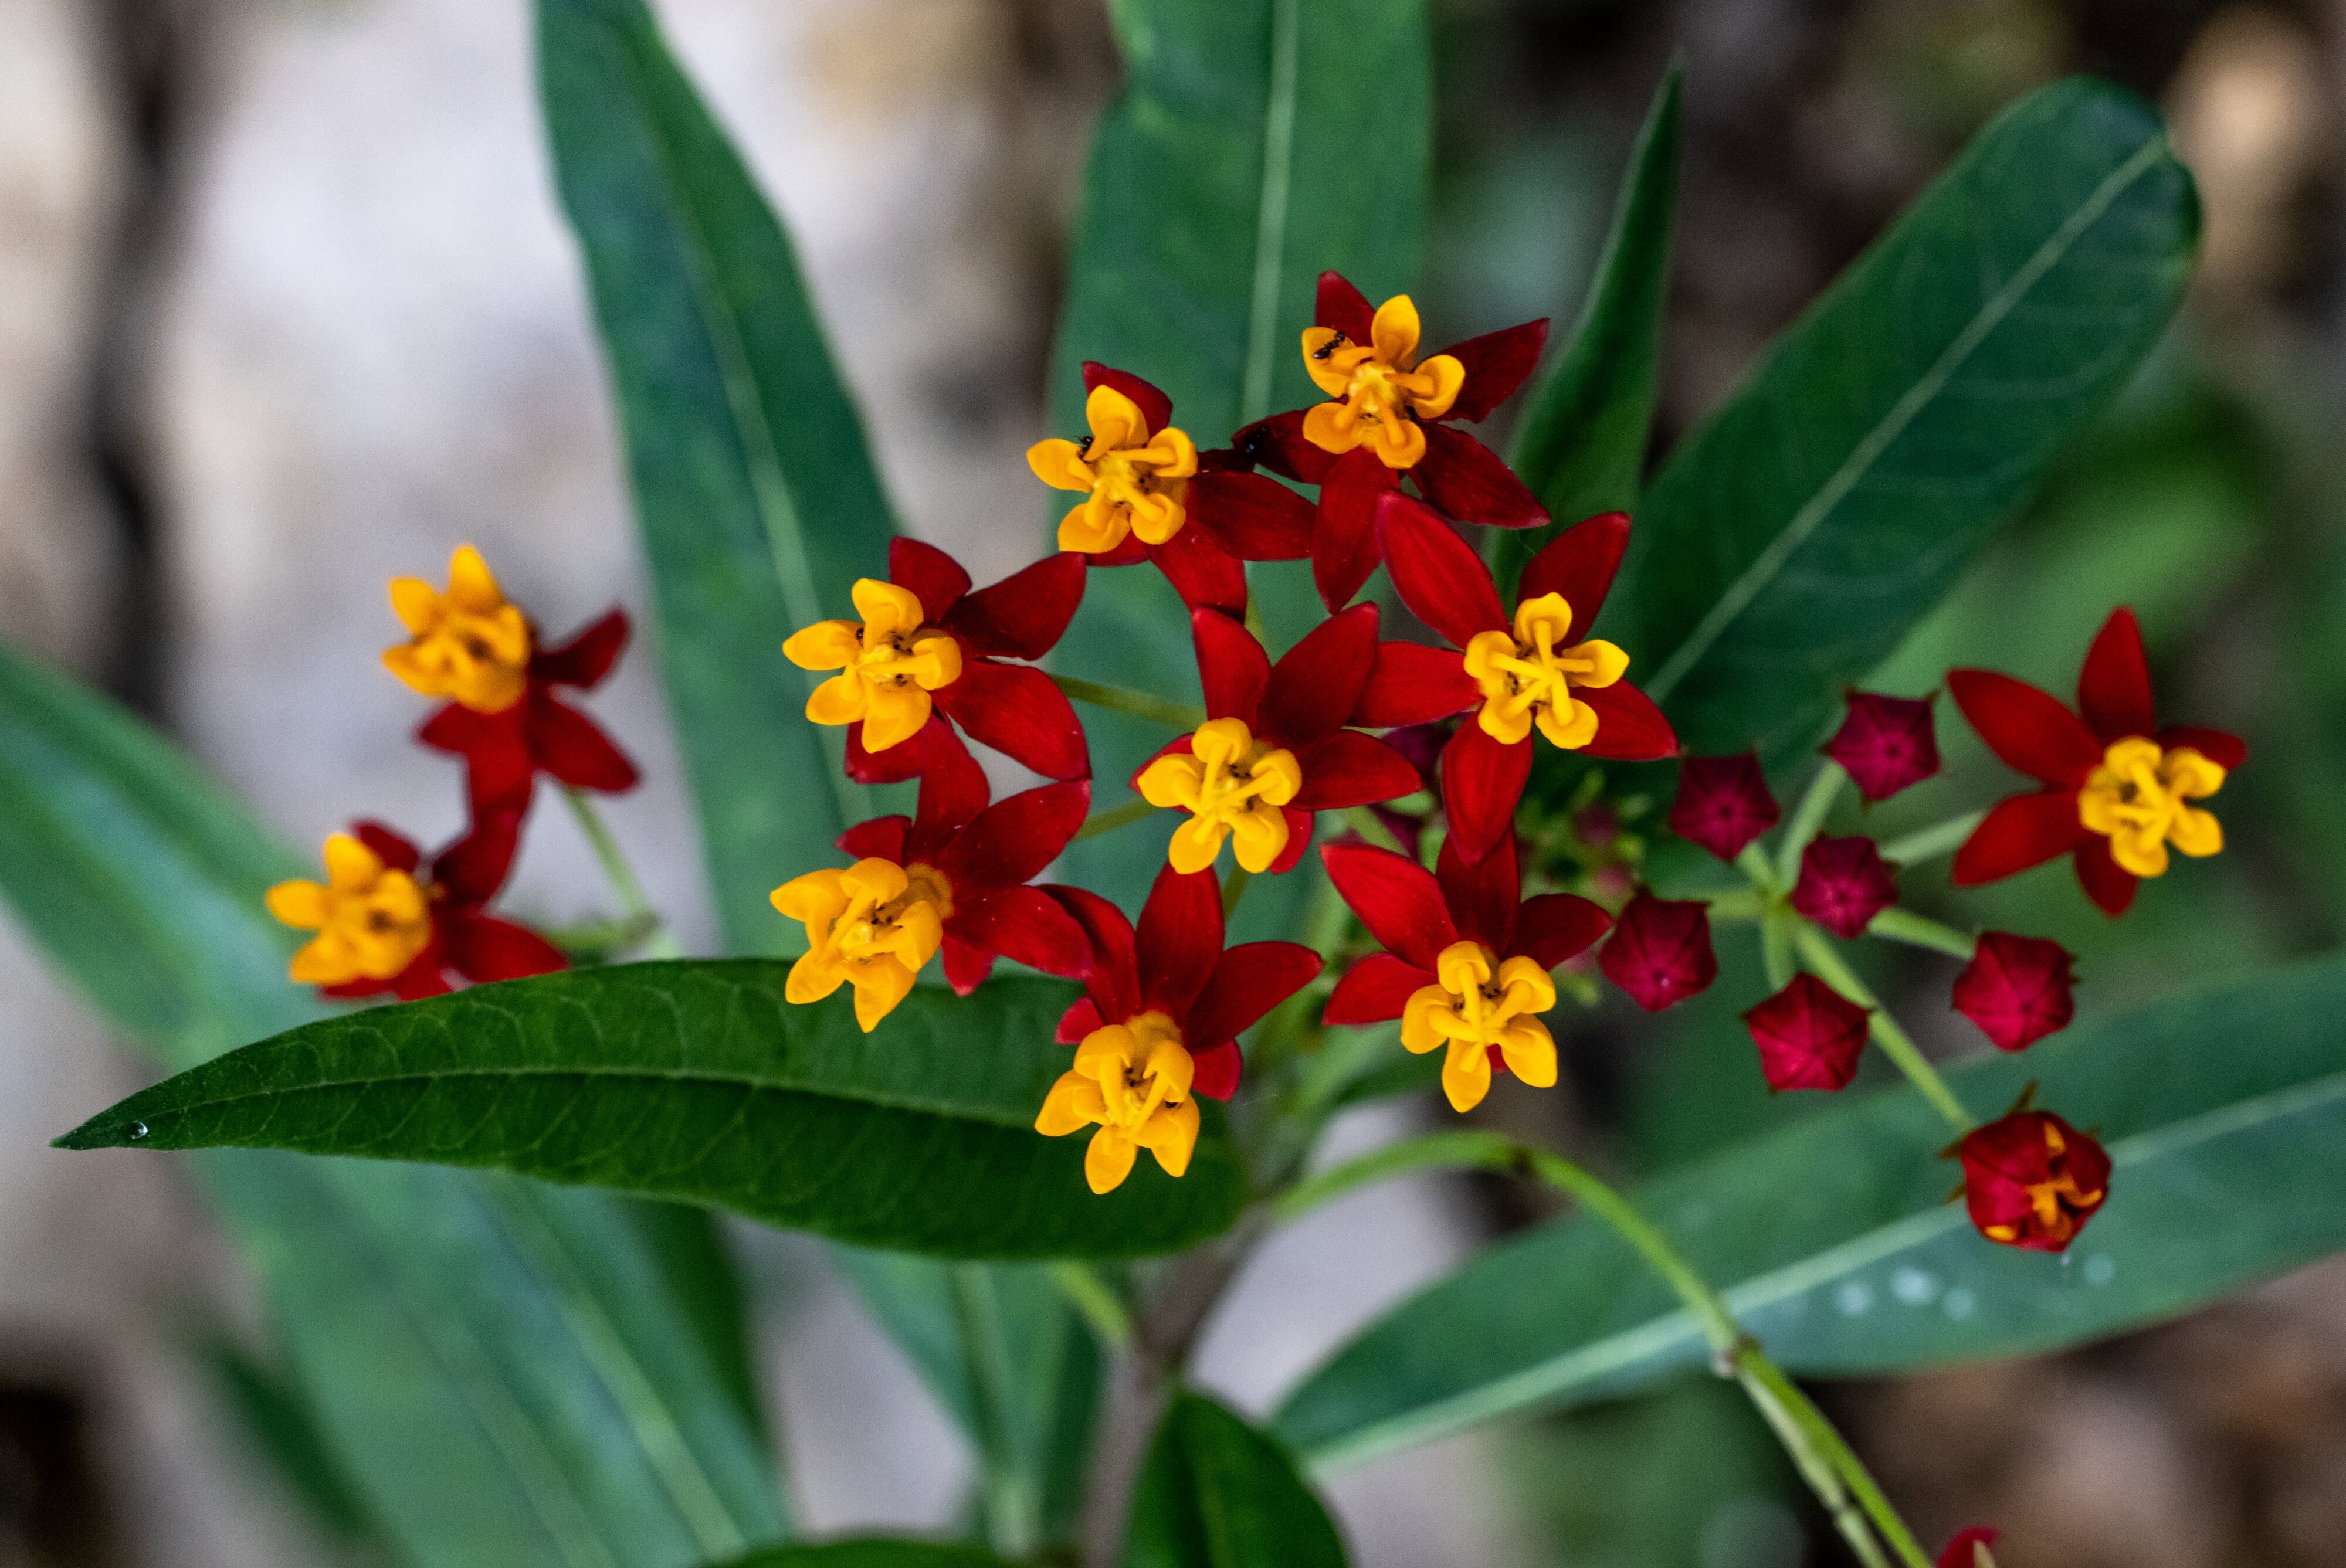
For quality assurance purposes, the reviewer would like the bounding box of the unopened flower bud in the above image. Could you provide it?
[1599,891,1717,1012]
[1669,753,1779,861]
[1938,1527,1999,1568]
[1823,691,1940,802]
[1952,932,2076,1051]
[1958,1109,2110,1252]
[1789,835,1898,939]
[1742,973,1870,1091]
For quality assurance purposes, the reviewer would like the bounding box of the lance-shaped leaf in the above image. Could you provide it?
[1496,60,1683,602]
[1612,79,2198,759]
[0,642,788,1568]
[59,968,1249,1260]
[710,1543,1009,1567]
[1127,1393,1348,1568]
[539,0,898,954]
[1275,953,2346,1469]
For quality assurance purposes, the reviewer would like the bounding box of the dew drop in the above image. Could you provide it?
[2083,1254,2116,1286]
[127,1121,148,1141]
[1834,1281,1873,1316]
[1890,1266,1940,1305]
[1942,1285,1977,1320]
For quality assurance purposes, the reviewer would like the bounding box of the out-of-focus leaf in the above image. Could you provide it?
[619,1199,771,1443]
[711,1543,1008,1567]
[60,968,1248,1260]
[538,0,898,955]
[0,642,788,1568]
[1276,955,2346,1469]
[1612,79,2198,760]
[1050,0,1430,913]
[1496,61,1682,600]
[1125,1393,1347,1568]
[195,1331,382,1547]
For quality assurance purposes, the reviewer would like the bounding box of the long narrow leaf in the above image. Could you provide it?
[1126,1393,1348,1568]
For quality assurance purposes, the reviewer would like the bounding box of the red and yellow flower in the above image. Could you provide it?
[772,742,1094,1031]
[1956,1108,2110,1253]
[1135,605,1421,875]
[1036,866,1321,1192]
[1948,607,2243,915]
[785,538,1090,784]
[385,546,639,814]
[1355,498,1676,860]
[1322,831,1610,1112]
[266,814,565,1001]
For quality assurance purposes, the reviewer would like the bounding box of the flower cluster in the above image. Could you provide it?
[270,547,639,997]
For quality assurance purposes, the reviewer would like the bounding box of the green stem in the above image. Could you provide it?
[1878,810,1986,866]
[1733,1356,1897,1568]
[1074,796,1159,842]
[562,788,682,959]
[1736,841,1781,897]
[1703,888,1767,922]
[1049,1263,1133,1350]
[1340,805,1406,856]
[1050,674,1206,731]
[1867,907,1977,961]
[1792,924,1974,1133]
[948,1265,1040,1558]
[1222,866,1252,918]
[1737,1353,1934,1568]
[1760,908,1796,990]
[1775,761,1847,887]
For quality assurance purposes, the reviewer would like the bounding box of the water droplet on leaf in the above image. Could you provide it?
[128,1121,148,1141]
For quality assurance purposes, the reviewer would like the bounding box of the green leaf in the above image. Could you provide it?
[60,966,1249,1260]
[1125,1391,1347,1568]
[537,0,899,955]
[0,640,788,1567]
[1274,953,2346,1469]
[1496,60,1683,600]
[711,1543,1008,1568]
[621,1198,772,1444]
[1049,0,1430,910]
[1612,78,2198,759]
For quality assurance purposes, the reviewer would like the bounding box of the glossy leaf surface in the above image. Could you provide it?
[1126,1393,1348,1568]
[1613,79,2198,758]
[1277,954,2346,1468]
[61,967,1248,1259]
[539,0,897,953]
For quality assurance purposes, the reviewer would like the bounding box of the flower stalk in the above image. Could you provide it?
[1049,673,1208,731]
[563,787,683,959]
[1792,924,1974,1132]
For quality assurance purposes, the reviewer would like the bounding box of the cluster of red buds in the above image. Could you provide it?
[266,547,638,1000]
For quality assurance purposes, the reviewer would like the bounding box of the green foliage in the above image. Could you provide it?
[1612,78,2199,760]
[1276,953,2346,1467]
[1125,1393,1348,1568]
[60,967,1248,1260]
[710,1543,1008,1568]
[537,0,899,956]
[0,642,789,1568]
[1496,60,1683,600]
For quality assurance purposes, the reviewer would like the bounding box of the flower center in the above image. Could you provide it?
[1462,593,1628,750]
[1983,1121,2106,1248]
[2076,737,2226,878]
[1028,385,1198,554]
[784,580,964,754]
[1083,1011,1192,1131]
[266,834,435,986]
[1137,717,1304,875]
[772,857,950,1032]
[1399,941,1561,1114]
[384,545,533,714]
[1298,295,1466,469]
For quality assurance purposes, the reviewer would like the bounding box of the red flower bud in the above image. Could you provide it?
[1958,1109,2110,1252]
[1669,753,1779,861]
[1599,891,1718,1012]
[1789,835,1898,939]
[1742,973,1870,1091]
[1938,1527,1999,1568]
[1823,691,1940,802]
[1952,932,2076,1051]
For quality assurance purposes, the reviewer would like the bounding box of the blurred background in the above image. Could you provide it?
[0,0,2339,1564]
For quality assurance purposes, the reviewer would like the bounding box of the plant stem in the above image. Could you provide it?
[1737,841,1781,897]
[1867,906,1977,960]
[1760,907,1796,990]
[1792,924,1974,1133]
[1222,866,1252,918]
[1732,1355,1898,1568]
[1050,674,1206,731]
[1074,796,1159,841]
[1736,1352,1934,1568]
[949,1264,1040,1558]
[1703,887,1767,921]
[561,788,682,959]
[1775,761,1846,887]
[1050,1262,1133,1349]
[1340,805,1406,855]
[1878,809,1986,866]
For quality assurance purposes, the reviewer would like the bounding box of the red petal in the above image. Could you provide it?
[838,814,910,862]
[1290,731,1422,810]
[528,693,640,792]
[1440,722,1532,863]
[2156,724,2247,771]
[1316,271,1375,341]
[1413,426,1547,529]
[1325,953,1435,1024]
[1137,864,1223,1021]
[421,705,535,816]
[2073,837,2137,916]
[1353,642,1477,728]
[430,812,522,905]
[351,821,422,875]
[1190,1040,1243,1101]
[1510,893,1611,970]
[1082,361,1174,437]
[1375,491,1506,649]
[1938,1528,2000,1568]
[1438,319,1548,423]
[1263,603,1379,748]
[947,551,1086,661]
[1579,681,1679,761]
[1789,835,1899,939]
[1822,692,1941,803]
[1230,410,1337,486]
[934,660,1090,781]
[2077,606,2155,742]
[937,780,1090,892]
[1320,841,1456,972]
[1189,472,1314,561]
[1435,829,1520,952]
[1669,753,1779,861]
[388,951,455,1002]
[947,885,1094,982]
[941,934,995,995]
[1088,534,1149,569]
[1947,670,2100,787]
[1313,450,1399,612]
[1145,524,1248,615]
[906,737,992,861]
[1056,995,1103,1045]
[532,610,630,688]
[1952,790,2089,885]
[1046,884,1137,1023]
[1516,512,1629,640]
[1269,806,1314,874]
[1742,973,1870,1092]
[1185,941,1324,1048]
[1598,892,1718,1012]
[1951,931,2076,1051]
[443,914,568,984]
[846,715,967,785]
[889,538,973,624]
[1191,607,1270,725]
